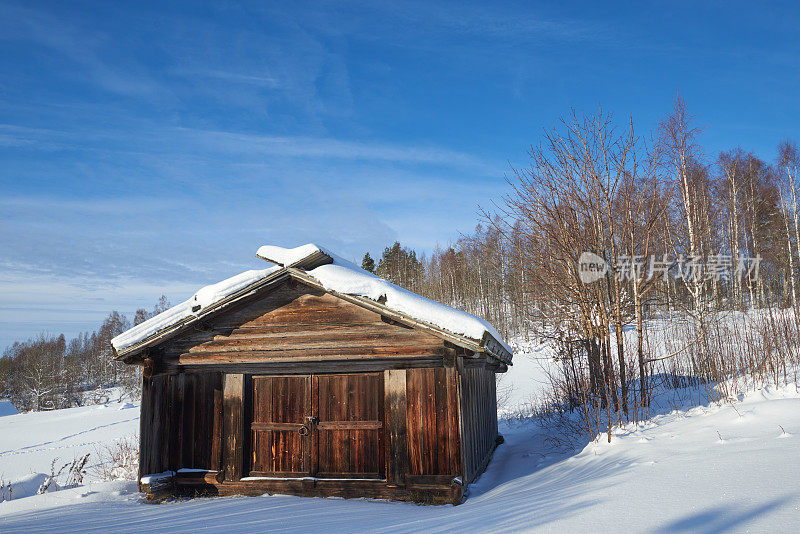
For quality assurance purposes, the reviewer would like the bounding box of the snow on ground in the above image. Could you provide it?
[0,399,139,494]
[498,338,555,415]
[2,375,799,532]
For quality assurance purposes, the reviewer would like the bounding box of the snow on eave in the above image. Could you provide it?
[110,266,285,359]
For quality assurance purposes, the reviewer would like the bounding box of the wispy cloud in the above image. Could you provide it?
[179,69,281,88]
[0,120,501,173]
[173,128,497,171]
[290,1,613,55]
[379,2,607,43]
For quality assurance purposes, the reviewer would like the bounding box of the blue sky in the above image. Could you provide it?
[1,1,799,350]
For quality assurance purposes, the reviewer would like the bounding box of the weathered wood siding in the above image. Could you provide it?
[384,369,408,485]
[404,367,461,479]
[157,282,449,368]
[222,373,244,481]
[458,364,498,484]
[139,371,222,477]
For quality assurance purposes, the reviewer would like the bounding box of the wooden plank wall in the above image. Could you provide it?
[404,367,461,478]
[139,372,222,477]
[458,364,499,484]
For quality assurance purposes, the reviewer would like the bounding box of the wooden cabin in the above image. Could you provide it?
[112,245,513,504]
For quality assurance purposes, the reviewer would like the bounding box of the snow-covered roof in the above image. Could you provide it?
[111,244,512,363]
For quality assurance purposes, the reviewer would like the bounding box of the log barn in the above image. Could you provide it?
[112,244,513,504]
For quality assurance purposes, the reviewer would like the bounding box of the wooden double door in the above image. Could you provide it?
[249,373,384,479]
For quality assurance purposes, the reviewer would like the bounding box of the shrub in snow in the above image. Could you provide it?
[0,478,12,502]
[92,436,139,481]
[37,454,90,495]
[4,473,49,500]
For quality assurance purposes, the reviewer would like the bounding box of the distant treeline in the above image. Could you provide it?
[0,297,170,412]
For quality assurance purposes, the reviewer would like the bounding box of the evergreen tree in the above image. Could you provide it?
[376,242,422,290]
[361,252,376,273]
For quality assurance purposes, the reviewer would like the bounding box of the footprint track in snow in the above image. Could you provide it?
[0,417,138,457]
